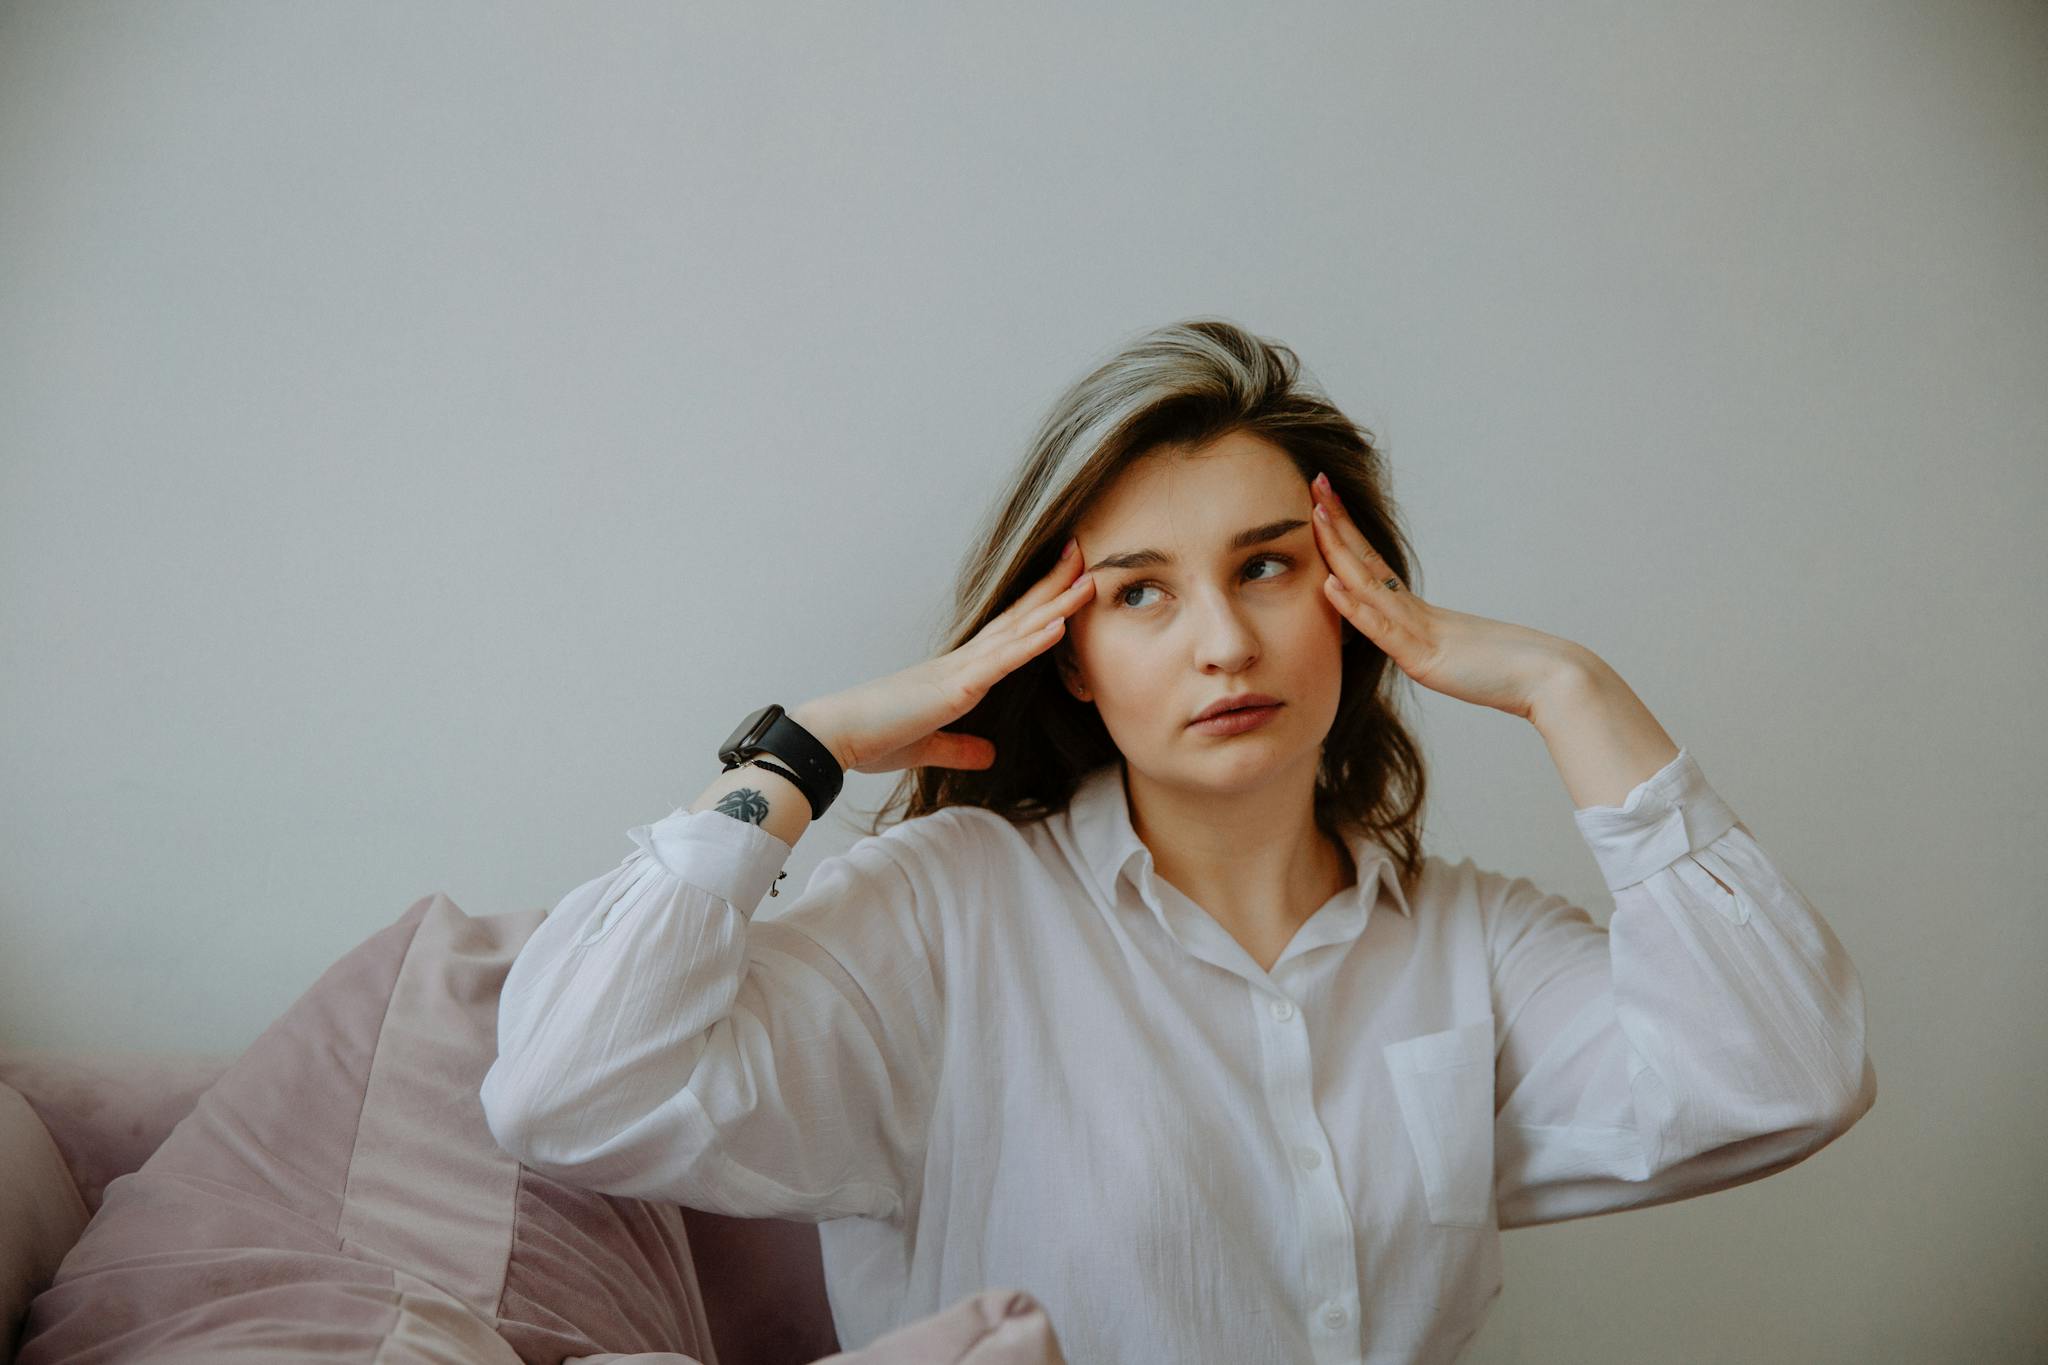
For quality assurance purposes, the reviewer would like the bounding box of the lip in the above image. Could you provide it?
[1188,703,1283,736]
[1188,692,1282,724]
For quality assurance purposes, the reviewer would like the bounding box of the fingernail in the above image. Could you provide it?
[1061,537,1076,558]
[1314,472,1330,492]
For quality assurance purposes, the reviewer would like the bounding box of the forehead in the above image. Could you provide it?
[1075,431,1303,547]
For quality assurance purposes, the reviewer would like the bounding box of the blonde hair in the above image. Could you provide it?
[851,316,1429,895]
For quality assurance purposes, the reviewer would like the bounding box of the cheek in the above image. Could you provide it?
[1096,634,1152,678]
[1081,637,1163,708]
[1282,584,1345,641]
[1283,594,1351,688]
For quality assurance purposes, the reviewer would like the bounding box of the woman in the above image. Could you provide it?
[480,318,1876,1364]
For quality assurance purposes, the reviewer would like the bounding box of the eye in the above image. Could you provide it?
[1112,552,1295,611]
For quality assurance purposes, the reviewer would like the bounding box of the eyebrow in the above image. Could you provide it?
[1084,517,1310,575]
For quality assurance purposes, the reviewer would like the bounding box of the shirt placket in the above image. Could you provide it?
[1254,977,1365,1363]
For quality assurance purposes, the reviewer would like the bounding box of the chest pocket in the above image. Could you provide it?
[1382,1015,1497,1229]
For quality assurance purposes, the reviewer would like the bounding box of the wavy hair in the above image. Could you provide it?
[848,316,1429,895]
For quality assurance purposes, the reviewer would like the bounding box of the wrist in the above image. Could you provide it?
[1522,651,1683,809]
[787,700,854,771]
[690,759,813,848]
[1523,645,1609,727]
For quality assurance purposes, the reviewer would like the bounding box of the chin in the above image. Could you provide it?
[1179,732,1307,779]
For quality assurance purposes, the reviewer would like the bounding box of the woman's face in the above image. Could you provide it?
[1058,431,1350,795]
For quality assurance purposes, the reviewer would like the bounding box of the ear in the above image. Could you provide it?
[1055,640,1091,702]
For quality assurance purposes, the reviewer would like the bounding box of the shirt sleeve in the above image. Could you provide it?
[478,804,956,1226]
[1481,746,1878,1229]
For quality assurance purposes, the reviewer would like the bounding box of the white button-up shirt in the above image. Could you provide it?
[481,747,1876,1365]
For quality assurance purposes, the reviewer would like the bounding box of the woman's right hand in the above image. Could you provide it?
[788,538,1096,776]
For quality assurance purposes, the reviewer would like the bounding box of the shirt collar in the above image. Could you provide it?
[1063,758,1414,926]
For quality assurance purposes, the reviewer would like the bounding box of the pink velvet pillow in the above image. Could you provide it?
[0,1082,90,1363]
[16,894,718,1364]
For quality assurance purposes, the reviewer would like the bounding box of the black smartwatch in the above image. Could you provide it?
[717,703,844,823]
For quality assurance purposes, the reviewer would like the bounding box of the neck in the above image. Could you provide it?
[1123,755,1356,938]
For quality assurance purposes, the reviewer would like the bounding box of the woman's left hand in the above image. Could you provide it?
[1309,472,1589,721]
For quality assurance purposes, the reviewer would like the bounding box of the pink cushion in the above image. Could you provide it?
[0,1082,90,1362]
[0,1051,237,1216]
[16,893,717,1364]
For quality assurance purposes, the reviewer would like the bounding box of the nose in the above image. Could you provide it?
[1188,588,1260,674]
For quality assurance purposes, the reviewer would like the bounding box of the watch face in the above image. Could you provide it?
[719,704,782,762]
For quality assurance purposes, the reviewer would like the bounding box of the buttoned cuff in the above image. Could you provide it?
[626,807,796,918]
[1570,747,1741,892]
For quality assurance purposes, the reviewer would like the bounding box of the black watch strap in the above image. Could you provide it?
[717,703,844,822]
[741,757,806,792]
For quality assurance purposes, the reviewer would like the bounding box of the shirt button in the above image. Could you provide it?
[1294,1145,1321,1171]
[1322,1303,1347,1329]
[1269,998,1296,1021]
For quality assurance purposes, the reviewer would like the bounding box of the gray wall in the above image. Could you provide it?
[3,2,2042,1360]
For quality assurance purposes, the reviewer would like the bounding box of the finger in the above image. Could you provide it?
[916,730,997,770]
[1308,477,1372,563]
[953,612,1070,698]
[1311,485,1401,594]
[995,538,1090,627]
[983,570,1094,651]
[1009,611,1070,659]
[1017,572,1096,634]
[1323,570,1395,642]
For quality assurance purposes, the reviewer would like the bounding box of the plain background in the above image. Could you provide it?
[3,3,2042,1361]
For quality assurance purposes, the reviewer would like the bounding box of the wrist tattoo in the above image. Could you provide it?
[707,783,792,898]
[712,786,772,826]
